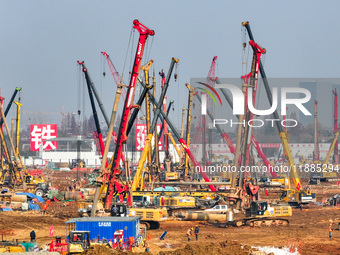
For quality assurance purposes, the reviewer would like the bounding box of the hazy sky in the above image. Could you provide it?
[1,1,339,129]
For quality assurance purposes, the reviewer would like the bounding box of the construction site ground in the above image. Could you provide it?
[1,172,340,254]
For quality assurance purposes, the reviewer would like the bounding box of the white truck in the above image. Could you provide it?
[204,204,228,214]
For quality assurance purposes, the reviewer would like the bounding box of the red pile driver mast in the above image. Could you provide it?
[240,40,266,168]
[159,70,169,152]
[203,56,218,165]
[101,51,127,102]
[334,89,338,164]
[104,20,154,209]
[314,100,320,161]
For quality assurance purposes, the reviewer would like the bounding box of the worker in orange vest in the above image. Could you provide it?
[329,224,333,239]
[186,228,193,241]
[42,204,48,215]
[144,240,149,252]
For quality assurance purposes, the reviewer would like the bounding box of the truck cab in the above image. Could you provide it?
[245,201,292,218]
[110,202,128,216]
[204,204,228,214]
[68,231,90,254]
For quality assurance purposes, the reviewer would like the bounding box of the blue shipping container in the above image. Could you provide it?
[66,217,140,241]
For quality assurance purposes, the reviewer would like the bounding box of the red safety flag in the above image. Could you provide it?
[265,188,269,196]
[296,183,301,191]
[50,225,54,237]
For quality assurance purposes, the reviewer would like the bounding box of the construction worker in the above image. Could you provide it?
[42,204,48,215]
[30,229,36,242]
[144,240,149,252]
[186,228,193,241]
[112,204,119,216]
[329,224,333,239]
[194,225,199,241]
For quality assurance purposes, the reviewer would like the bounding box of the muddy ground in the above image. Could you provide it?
[1,171,340,254]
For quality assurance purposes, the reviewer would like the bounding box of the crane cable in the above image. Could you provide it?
[144,36,154,66]
[122,26,135,86]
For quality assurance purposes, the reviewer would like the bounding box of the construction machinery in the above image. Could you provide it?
[0,89,20,187]
[227,201,291,227]
[132,57,179,192]
[0,95,26,189]
[0,241,25,253]
[184,84,195,179]
[67,230,115,254]
[100,19,154,209]
[23,172,45,187]
[34,182,51,197]
[242,21,316,206]
[69,159,85,169]
[90,51,128,217]
[139,59,154,188]
[101,51,127,102]
[309,128,339,184]
[110,202,167,230]
[309,91,339,184]
[176,201,291,227]
[0,87,22,127]
[90,21,174,232]
[67,231,91,254]
[129,207,168,229]
[334,89,339,164]
[136,78,217,192]
[77,61,107,165]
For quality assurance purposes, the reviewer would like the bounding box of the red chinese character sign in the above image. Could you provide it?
[30,124,57,151]
[136,124,163,151]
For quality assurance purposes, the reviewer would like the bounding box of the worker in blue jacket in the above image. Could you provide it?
[194,225,199,241]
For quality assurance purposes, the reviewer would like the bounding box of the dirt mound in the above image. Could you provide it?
[81,241,258,255]
[82,245,114,255]
[301,243,340,255]
[82,245,134,255]
[158,240,256,255]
